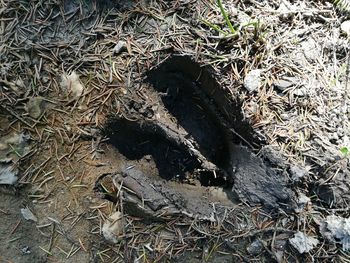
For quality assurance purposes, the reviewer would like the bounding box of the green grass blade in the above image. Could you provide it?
[202,19,229,35]
[217,0,236,34]
[332,0,350,13]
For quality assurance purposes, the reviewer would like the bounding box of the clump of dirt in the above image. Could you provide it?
[101,55,296,215]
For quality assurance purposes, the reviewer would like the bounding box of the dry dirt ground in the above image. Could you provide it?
[1,0,350,262]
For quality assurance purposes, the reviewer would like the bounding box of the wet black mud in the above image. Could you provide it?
[101,55,296,216]
[106,117,201,181]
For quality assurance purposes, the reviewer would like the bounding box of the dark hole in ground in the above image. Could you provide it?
[107,118,200,181]
[105,55,258,186]
[103,55,295,210]
[146,71,231,168]
[147,56,262,147]
[199,171,229,187]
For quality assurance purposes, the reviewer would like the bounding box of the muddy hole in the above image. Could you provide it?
[148,71,230,168]
[106,56,240,187]
[102,55,296,213]
[107,118,200,181]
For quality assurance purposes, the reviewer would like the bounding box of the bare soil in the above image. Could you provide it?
[1,0,350,262]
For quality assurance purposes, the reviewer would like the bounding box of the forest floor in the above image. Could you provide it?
[1,0,350,262]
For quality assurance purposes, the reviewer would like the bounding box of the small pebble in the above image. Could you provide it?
[289,231,319,254]
[21,207,38,222]
[341,20,350,36]
[244,69,261,93]
[247,239,264,256]
[113,40,127,55]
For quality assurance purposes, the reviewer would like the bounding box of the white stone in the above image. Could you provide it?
[113,41,127,54]
[321,215,350,250]
[244,69,261,93]
[21,207,38,222]
[289,231,319,253]
[341,21,350,36]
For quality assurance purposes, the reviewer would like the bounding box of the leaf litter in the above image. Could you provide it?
[0,0,349,262]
